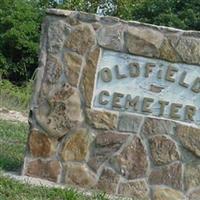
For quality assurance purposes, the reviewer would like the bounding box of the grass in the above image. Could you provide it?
[0,120,110,200]
[0,80,32,113]
[0,120,28,171]
[0,81,112,200]
[0,175,109,200]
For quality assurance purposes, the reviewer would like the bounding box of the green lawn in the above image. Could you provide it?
[0,120,109,200]
[0,120,28,171]
[0,80,32,113]
[0,175,109,200]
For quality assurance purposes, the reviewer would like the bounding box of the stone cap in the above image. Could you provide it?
[46,8,200,66]
[47,8,200,33]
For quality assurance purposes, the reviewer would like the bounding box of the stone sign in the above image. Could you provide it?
[23,9,200,200]
[93,50,200,125]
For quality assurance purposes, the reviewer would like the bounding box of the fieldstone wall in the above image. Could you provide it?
[23,9,200,200]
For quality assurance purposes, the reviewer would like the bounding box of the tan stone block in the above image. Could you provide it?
[141,118,176,137]
[97,23,124,51]
[88,131,129,172]
[118,114,143,133]
[177,125,200,157]
[48,19,70,54]
[110,136,148,179]
[97,168,120,194]
[65,162,97,188]
[25,159,61,182]
[152,187,185,200]
[60,128,91,161]
[149,162,182,190]
[159,38,181,62]
[44,54,62,84]
[149,135,180,165]
[35,86,83,138]
[118,180,149,199]
[92,22,102,31]
[81,47,100,107]
[28,130,57,158]
[184,161,200,191]
[77,12,99,22]
[188,188,200,200]
[86,109,118,130]
[64,24,96,55]
[63,51,82,87]
[176,36,200,65]
[125,27,164,57]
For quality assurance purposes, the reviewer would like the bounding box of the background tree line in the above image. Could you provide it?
[0,0,199,85]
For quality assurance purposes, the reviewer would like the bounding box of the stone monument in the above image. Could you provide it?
[23,9,200,199]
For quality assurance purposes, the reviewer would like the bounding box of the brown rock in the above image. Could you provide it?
[188,188,200,200]
[125,27,164,57]
[86,109,118,130]
[100,16,120,25]
[77,12,99,22]
[28,129,57,158]
[149,135,180,165]
[118,180,149,199]
[110,136,148,179]
[149,162,182,190]
[44,54,62,84]
[152,187,185,200]
[92,22,102,31]
[97,168,120,194]
[176,36,200,65]
[81,47,100,107]
[47,9,73,17]
[65,163,96,188]
[177,125,200,157]
[118,114,143,133]
[88,131,129,172]
[64,24,96,55]
[60,128,91,161]
[25,159,61,182]
[141,118,176,137]
[35,86,83,138]
[63,51,82,87]
[48,19,70,54]
[184,161,200,191]
[97,23,124,51]
[159,38,180,62]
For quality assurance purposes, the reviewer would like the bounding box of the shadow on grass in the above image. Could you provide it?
[0,152,24,172]
[0,120,28,172]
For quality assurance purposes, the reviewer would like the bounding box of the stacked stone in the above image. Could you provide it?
[23,9,200,200]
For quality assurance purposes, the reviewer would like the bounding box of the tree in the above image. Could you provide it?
[61,0,199,30]
[60,0,99,13]
[115,0,200,30]
[0,0,56,84]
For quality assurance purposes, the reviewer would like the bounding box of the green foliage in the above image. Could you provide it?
[0,0,56,84]
[115,0,200,30]
[0,0,39,83]
[0,80,32,112]
[60,0,99,13]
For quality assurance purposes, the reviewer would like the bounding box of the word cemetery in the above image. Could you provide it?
[94,51,200,125]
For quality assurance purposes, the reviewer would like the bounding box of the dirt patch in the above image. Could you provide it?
[0,107,28,123]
